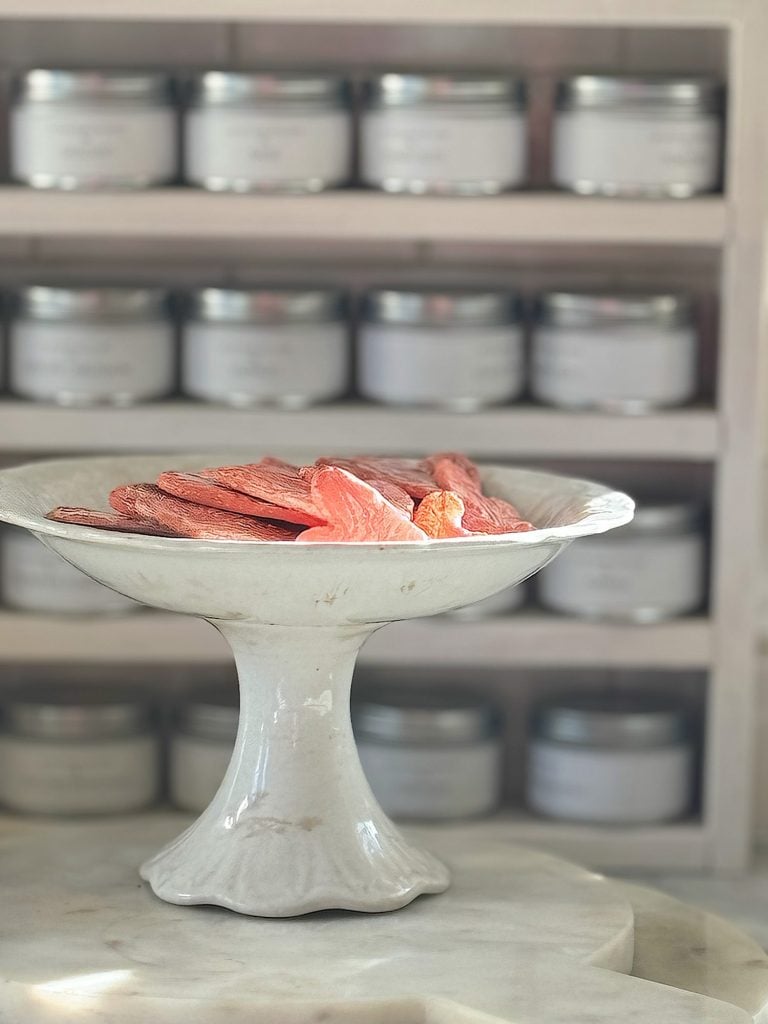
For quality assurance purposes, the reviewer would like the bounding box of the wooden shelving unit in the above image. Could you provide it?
[0,0,764,873]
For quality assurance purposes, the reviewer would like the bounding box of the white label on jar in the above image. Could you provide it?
[11,105,176,184]
[553,110,720,192]
[539,533,705,620]
[531,324,697,409]
[0,734,158,815]
[362,108,527,188]
[358,324,525,407]
[170,733,235,813]
[182,322,347,405]
[528,740,692,823]
[357,740,501,819]
[10,320,175,402]
[185,107,350,187]
[2,531,136,614]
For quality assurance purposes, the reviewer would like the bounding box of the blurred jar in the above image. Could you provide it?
[527,691,695,823]
[11,69,177,190]
[531,291,698,412]
[1,528,137,615]
[0,684,159,815]
[361,72,527,194]
[181,287,348,408]
[9,285,176,406]
[353,688,502,819]
[358,289,525,410]
[444,584,527,621]
[552,75,723,197]
[184,71,351,192]
[538,499,706,622]
[169,686,238,813]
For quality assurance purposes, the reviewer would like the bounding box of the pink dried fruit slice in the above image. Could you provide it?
[429,457,534,534]
[131,485,298,541]
[423,451,482,488]
[413,491,471,539]
[155,471,313,526]
[298,466,428,543]
[201,462,323,524]
[46,507,176,537]
[315,456,436,501]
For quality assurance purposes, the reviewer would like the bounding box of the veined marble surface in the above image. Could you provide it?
[0,814,765,1024]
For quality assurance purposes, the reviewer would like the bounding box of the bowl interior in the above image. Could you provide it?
[0,454,633,624]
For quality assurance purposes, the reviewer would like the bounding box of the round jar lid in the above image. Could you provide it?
[2,684,151,740]
[366,289,519,327]
[177,685,239,742]
[17,285,169,322]
[189,71,348,105]
[532,691,691,748]
[15,69,174,104]
[538,291,692,329]
[366,72,526,108]
[353,688,499,745]
[189,287,345,324]
[556,75,723,113]
[621,498,704,535]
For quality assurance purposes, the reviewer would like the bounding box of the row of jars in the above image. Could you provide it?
[0,681,699,825]
[0,285,703,412]
[2,498,707,623]
[10,69,724,197]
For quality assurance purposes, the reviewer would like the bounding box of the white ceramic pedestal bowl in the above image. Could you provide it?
[0,453,633,918]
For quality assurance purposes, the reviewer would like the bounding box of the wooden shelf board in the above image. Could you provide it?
[0,189,728,247]
[0,612,713,669]
[0,0,743,26]
[0,401,719,460]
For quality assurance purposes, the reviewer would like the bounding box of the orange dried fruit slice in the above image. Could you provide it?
[413,490,471,538]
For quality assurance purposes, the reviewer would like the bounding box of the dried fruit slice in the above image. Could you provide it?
[46,506,176,536]
[413,491,470,539]
[298,466,428,543]
[131,485,298,541]
[423,451,482,488]
[155,471,316,527]
[429,457,534,534]
[201,462,322,523]
[315,456,436,501]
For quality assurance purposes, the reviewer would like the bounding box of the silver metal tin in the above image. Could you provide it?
[556,75,724,114]
[2,685,151,741]
[189,71,348,108]
[17,285,169,322]
[189,287,344,324]
[177,687,239,743]
[365,289,519,327]
[366,73,526,109]
[618,499,703,536]
[538,291,693,329]
[14,69,174,105]
[353,689,499,746]
[531,692,691,749]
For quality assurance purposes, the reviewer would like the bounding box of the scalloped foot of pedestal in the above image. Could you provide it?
[139,815,450,917]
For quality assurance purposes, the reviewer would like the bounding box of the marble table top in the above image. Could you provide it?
[1,813,766,1024]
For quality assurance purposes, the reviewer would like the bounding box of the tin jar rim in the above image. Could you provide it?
[556,74,724,114]
[531,690,692,749]
[365,72,526,109]
[14,68,175,105]
[366,288,521,327]
[353,688,501,746]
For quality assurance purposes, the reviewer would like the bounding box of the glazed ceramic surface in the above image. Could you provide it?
[0,453,633,917]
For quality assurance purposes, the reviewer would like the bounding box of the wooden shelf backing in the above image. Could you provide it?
[0,189,728,247]
[0,612,713,669]
[0,0,744,26]
[0,401,719,460]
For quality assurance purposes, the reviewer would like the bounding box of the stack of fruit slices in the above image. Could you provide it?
[47,452,534,542]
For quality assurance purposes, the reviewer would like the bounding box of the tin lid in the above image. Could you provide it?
[538,291,692,329]
[621,498,703,535]
[366,72,526,108]
[366,289,519,327]
[532,691,691,748]
[353,688,499,745]
[15,69,174,104]
[556,75,724,112]
[178,686,239,742]
[189,71,348,105]
[189,287,345,324]
[2,684,151,740]
[17,285,169,322]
